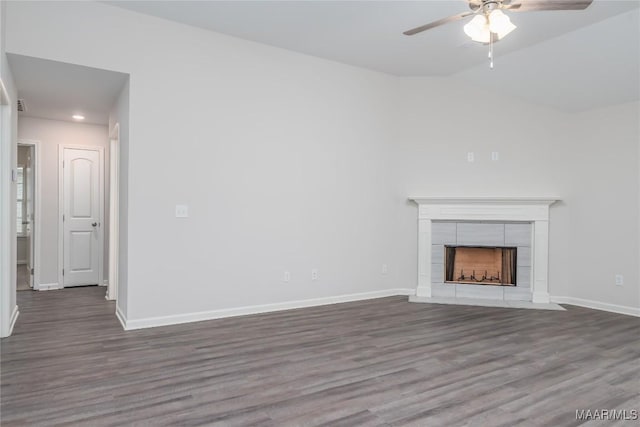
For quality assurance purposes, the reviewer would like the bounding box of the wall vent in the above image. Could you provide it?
[17,99,27,112]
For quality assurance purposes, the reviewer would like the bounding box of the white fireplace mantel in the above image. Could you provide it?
[409,197,559,304]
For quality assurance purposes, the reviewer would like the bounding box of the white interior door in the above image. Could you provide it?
[62,147,103,287]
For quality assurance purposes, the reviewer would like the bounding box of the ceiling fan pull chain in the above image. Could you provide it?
[489,33,494,69]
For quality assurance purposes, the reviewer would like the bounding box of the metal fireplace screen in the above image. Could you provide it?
[445,246,517,286]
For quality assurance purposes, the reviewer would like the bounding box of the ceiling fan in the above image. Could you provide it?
[403,0,594,66]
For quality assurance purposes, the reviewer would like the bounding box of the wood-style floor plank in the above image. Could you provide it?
[1,287,638,426]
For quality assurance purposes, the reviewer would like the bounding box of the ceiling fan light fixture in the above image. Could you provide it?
[463,14,490,43]
[488,9,517,39]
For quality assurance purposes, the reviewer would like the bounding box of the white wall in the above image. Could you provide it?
[390,77,573,300]
[6,1,399,322]
[390,79,639,311]
[17,117,109,287]
[4,1,638,328]
[563,102,640,307]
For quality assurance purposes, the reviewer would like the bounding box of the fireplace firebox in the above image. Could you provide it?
[445,246,517,286]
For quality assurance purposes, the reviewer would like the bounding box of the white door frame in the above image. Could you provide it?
[0,78,17,337]
[107,124,119,301]
[17,140,42,290]
[58,144,105,288]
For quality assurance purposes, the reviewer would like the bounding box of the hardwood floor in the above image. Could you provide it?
[16,264,30,291]
[1,287,638,426]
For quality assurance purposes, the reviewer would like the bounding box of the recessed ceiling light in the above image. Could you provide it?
[72,114,85,120]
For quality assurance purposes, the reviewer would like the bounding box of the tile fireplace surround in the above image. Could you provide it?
[408,197,559,305]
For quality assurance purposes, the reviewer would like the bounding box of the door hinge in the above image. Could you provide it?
[62,269,65,276]
[62,160,65,168]
[30,268,34,275]
[63,214,65,221]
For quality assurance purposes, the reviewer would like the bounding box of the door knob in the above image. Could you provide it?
[92,222,97,227]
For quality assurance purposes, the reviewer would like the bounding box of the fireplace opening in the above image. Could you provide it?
[445,246,517,286]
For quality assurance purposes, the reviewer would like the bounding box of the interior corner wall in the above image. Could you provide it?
[390,77,573,300]
[390,79,639,311]
[109,80,129,317]
[17,117,110,287]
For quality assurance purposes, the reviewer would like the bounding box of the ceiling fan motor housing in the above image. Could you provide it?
[470,0,504,14]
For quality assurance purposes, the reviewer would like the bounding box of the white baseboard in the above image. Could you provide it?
[115,305,127,330]
[37,282,63,291]
[121,288,416,331]
[100,280,108,287]
[393,288,415,297]
[9,305,19,335]
[550,296,640,317]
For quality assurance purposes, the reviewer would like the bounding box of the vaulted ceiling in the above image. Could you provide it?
[105,0,639,112]
[10,1,638,115]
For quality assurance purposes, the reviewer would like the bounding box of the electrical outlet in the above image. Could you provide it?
[491,152,499,161]
[615,274,624,286]
[284,271,291,283]
[382,264,388,274]
[311,269,319,281]
[175,205,189,218]
[467,152,475,162]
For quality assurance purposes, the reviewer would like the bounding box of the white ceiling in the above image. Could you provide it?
[104,0,639,111]
[8,2,638,118]
[7,54,128,125]
[454,8,639,111]
[106,0,638,76]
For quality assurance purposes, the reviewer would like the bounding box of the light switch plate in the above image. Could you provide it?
[467,152,475,162]
[175,205,189,218]
[491,152,499,161]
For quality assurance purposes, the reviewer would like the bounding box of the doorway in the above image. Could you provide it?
[2,54,129,337]
[16,143,38,291]
[58,145,105,287]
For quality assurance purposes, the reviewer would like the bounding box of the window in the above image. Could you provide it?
[16,166,25,234]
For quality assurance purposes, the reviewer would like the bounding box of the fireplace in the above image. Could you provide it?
[408,197,558,303]
[445,246,517,286]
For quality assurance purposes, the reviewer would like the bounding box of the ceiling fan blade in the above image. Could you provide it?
[505,0,593,12]
[403,11,476,36]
